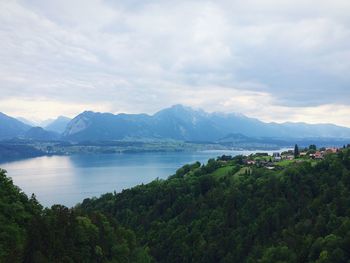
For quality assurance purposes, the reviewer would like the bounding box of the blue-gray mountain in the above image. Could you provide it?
[24,127,60,141]
[45,116,71,133]
[0,112,62,140]
[0,112,31,139]
[16,117,38,127]
[62,105,350,141]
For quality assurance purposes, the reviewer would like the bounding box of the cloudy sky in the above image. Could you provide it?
[1,0,350,126]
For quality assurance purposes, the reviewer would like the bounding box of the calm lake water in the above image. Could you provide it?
[0,150,285,207]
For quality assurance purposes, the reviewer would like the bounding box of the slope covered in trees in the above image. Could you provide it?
[80,149,350,263]
[0,169,151,263]
[1,149,350,262]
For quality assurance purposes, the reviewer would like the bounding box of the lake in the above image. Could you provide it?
[0,150,286,207]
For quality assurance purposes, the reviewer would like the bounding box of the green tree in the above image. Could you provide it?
[309,144,317,150]
[259,246,297,263]
[294,144,299,158]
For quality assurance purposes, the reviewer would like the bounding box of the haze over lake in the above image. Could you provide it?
[0,150,287,207]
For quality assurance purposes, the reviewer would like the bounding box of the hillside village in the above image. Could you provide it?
[242,144,347,170]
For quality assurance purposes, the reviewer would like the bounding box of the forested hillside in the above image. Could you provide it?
[80,149,350,263]
[1,149,350,262]
[0,169,151,263]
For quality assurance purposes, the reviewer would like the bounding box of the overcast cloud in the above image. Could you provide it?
[0,0,349,126]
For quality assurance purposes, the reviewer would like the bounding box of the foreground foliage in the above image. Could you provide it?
[0,169,150,263]
[1,149,350,262]
[80,150,350,263]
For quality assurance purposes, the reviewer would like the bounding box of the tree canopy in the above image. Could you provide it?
[0,169,150,263]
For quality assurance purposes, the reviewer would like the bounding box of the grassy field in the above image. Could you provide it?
[252,156,272,162]
[275,158,319,167]
[234,167,252,176]
[275,159,294,167]
[211,165,236,178]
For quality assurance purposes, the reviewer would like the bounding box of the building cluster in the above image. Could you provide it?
[243,146,341,170]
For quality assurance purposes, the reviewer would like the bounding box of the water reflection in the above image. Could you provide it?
[0,150,288,207]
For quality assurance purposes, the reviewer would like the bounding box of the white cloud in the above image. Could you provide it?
[0,0,349,126]
[0,98,112,121]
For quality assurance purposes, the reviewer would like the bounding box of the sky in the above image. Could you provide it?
[0,0,350,126]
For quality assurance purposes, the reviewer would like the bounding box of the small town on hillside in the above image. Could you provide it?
[241,144,348,170]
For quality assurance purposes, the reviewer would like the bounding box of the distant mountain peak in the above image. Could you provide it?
[45,116,72,134]
[154,104,207,118]
[56,116,71,121]
[63,113,93,137]
[0,112,31,140]
[16,117,37,126]
[59,106,350,142]
[81,110,96,115]
[169,104,192,110]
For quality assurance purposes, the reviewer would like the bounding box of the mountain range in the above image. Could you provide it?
[0,113,69,141]
[14,116,71,133]
[63,105,350,142]
[1,105,350,142]
[0,112,31,139]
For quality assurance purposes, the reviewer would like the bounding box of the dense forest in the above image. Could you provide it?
[0,169,151,262]
[1,149,350,262]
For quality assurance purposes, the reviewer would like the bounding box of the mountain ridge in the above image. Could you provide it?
[0,112,31,140]
[62,105,350,141]
[2,106,350,142]
[45,116,71,133]
[24,127,60,141]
